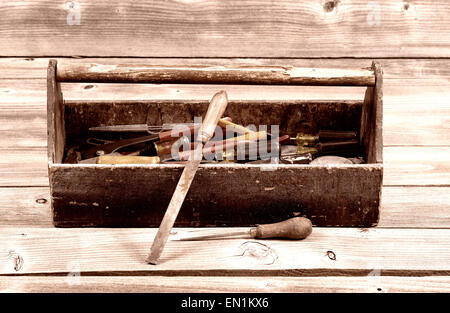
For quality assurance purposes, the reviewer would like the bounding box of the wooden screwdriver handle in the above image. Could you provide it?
[217,118,256,135]
[250,217,312,240]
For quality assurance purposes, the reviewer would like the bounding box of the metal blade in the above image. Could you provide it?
[146,148,202,264]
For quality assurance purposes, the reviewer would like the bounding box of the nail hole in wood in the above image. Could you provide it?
[36,198,47,204]
[326,250,336,261]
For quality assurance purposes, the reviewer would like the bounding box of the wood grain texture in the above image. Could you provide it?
[57,63,375,86]
[2,77,449,146]
[383,147,450,186]
[0,1,449,57]
[0,148,48,187]
[1,276,449,293]
[0,147,449,187]
[3,58,450,81]
[0,188,52,228]
[49,164,382,227]
[1,186,449,229]
[1,228,449,275]
[4,146,450,187]
[380,187,450,228]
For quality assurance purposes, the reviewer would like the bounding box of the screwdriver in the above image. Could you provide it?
[179,217,312,241]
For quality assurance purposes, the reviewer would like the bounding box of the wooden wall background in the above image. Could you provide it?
[0,0,449,292]
[1,0,450,57]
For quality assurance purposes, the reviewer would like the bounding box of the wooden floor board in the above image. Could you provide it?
[1,276,449,293]
[1,228,449,275]
[1,1,449,57]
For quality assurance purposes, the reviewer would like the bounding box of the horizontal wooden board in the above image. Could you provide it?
[1,186,449,229]
[1,75,449,146]
[1,275,449,293]
[0,148,48,186]
[0,146,449,187]
[380,187,450,228]
[0,105,47,148]
[1,228,449,275]
[0,188,52,228]
[56,63,376,86]
[383,147,450,186]
[1,84,450,147]
[3,58,450,82]
[1,1,450,57]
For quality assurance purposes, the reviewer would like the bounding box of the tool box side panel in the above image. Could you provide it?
[47,59,65,164]
[49,164,382,227]
[361,62,383,164]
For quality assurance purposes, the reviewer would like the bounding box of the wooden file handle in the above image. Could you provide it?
[198,90,228,143]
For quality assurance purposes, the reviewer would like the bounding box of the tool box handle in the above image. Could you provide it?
[56,63,375,86]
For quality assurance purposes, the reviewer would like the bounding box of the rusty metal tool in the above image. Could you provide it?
[146,90,228,264]
[84,117,233,160]
[179,217,312,241]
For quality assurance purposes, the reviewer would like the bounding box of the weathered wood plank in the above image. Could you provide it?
[2,77,449,146]
[383,147,450,186]
[380,187,450,228]
[1,228,449,275]
[0,147,449,187]
[49,164,382,227]
[2,58,450,82]
[0,105,46,148]
[1,186,449,229]
[0,148,48,186]
[0,188,52,228]
[1,276,449,293]
[57,63,375,86]
[0,1,449,57]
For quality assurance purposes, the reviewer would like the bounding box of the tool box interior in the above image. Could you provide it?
[48,60,383,227]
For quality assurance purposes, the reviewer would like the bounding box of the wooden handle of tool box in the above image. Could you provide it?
[55,63,375,86]
[198,90,228,143]
[250,217,312,240]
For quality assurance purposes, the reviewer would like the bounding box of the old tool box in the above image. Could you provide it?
[47,60,383,227]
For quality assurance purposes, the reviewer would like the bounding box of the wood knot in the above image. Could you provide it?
[323,0,339,12]
[403,2,410,11]
[8,250,24,272]
[237,241,278,265]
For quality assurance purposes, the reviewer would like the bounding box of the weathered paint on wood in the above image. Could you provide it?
[49,164,382,227]
[57,63,375,86]
[47,60,65,163]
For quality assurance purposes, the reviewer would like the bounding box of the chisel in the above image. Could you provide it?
[146,90,228,265]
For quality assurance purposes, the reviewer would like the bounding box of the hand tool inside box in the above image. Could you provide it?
[47,60,383,227]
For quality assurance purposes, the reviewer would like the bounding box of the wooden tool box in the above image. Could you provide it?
[47,60,383,227]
